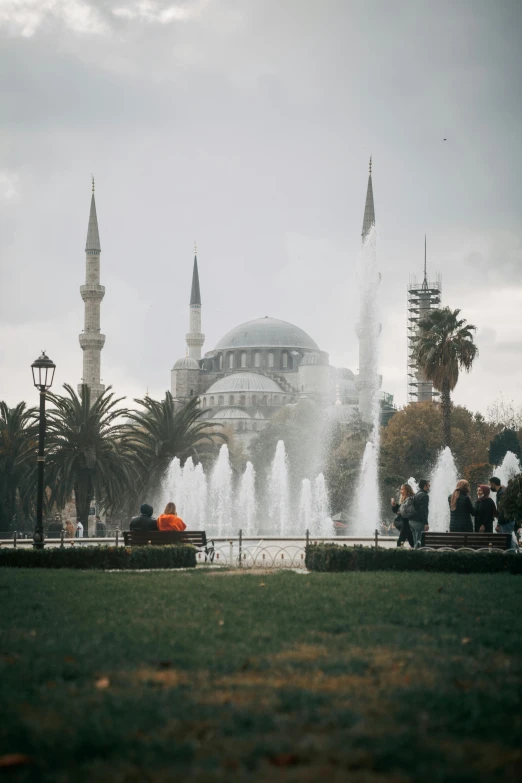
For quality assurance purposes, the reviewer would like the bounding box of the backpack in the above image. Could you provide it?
[400,495,417,519]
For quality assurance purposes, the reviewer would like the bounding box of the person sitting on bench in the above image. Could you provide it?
[130,503,158,531]
[157,502,186,531]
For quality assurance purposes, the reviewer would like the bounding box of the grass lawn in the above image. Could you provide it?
[0,569,520,782]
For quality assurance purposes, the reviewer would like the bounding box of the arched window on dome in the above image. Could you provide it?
[282,395,287,404]
[219,355,223,370]
[268,352,274,368]
[262,395,268,406]
[209,396,215,407]
[240,394,246,406]
[202,398,207,408]
[241,352,247,368]
[218,395,224,406]
[252,422,257,432]
[228,395,234,406]
[252,395,257,406]
[228,353,234,369]
[254,352,261,368]
[282,352,288,369]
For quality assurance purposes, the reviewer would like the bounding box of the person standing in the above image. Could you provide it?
[489,477,514,536]
[390,484,415,548]
[472,485,497,533]
[157,502,186,531]
[75,519,84,538]
[409,479,430,548]
[64,519,76,539]
[448,480,474,532]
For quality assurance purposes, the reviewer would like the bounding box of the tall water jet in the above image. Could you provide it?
[192,462,207,530]
[178,457,195,524]
[238,461,257,535]
[354,439,380,536]
[430,447,458,532]
[160,456,182,513]
[312,473,331,536]
[496,451,521,488]
[268,440,290,535]
[298,479,313,533]
[407,476,419,494]
[209,444,233,536]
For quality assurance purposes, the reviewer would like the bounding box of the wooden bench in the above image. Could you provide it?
[123,530,215,562]
[422,532,512,551]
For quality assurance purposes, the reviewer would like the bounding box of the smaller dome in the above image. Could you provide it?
[325,404,358,424]
[336,367,355,380]
[212,408,251,420]
[173,356,200,370]
[206,372,283,395]
[300,352,327,367]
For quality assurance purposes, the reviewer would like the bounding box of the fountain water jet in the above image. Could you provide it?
[496,451,521,488]
[429,447,458,532]
[312,473,331,536]
[298,479,313,533]
[407,476,419,494]
[268,440,290,535]
[209,444,233,536]
[238,461,257,535]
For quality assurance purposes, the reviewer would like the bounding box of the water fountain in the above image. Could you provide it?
[237,461,257,535]
[496,451,521,487]
[429,447,458,532]
[354,225,382,536]
[312,473,331,536]
[268,440,290,535]
[298,479,313,533]
[407,476,419,494]
[209,444,233,536]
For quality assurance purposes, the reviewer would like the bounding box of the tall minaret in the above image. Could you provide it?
[356,156,380,423]
[185,244,204,360]
[79,178,105,398]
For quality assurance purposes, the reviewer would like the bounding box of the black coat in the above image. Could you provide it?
[496,486,507,525]
[473,497,497,533]
[129,513,158,531]
[411,490,429,525]
[391,502,412,529]
[448,491,474,533]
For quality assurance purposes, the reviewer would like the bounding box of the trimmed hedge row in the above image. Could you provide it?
[0,545,197,570]
[305,544,522,574]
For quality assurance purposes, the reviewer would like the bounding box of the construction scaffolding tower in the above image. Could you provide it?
[407,240,442,403]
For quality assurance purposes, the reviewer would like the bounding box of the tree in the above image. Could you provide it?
[486,395,522,431]
[488,428,521,467]
[413,307,478,448]
[0,401,37,530]
[502,473,522,528]
[126,393,226,501]
[44,384,137,529]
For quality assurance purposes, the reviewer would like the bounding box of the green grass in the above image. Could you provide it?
[0,569,520,782]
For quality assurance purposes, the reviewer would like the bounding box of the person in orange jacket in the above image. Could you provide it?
[157,502,186,531]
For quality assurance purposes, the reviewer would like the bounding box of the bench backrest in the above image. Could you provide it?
[423,532,511,550]
[123,530,207,548]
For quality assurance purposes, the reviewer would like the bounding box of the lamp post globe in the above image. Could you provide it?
[31,352,56,549]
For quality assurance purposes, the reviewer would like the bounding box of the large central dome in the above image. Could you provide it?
[214,317,319,351]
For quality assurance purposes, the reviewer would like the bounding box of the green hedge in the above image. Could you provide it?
[305,544,522,574]
[0,545,196,570]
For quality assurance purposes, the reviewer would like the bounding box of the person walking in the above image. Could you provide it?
[390,484,415,548]
[157,502,186,531]
[472,485,497,533]
[64,519,76,539]
[130,503,158,531]
[448,480,474,532]
[409,479,430,548]
[489,477,514,536]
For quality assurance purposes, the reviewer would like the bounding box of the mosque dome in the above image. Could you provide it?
[300,352,328,366]
[205,372,284,395]
[172,356,200,370]
[212,408,251,420]
[214,317,319,351]
[325,404,358,424]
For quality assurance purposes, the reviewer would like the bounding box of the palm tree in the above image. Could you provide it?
[0,401,37,530]
[44,384,137,530]
[126,393,226,500]
[413,307,478,448]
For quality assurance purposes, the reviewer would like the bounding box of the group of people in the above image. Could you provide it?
[391,476,517,547]
[130,502,186,532]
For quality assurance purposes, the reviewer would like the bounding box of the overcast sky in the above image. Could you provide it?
[1,0,521,413]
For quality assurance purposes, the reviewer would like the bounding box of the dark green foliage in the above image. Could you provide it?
[0,569,520,782]
[0,544,196,570]
[0,401,37,530]
[488,427,521,466]
[306,543,522,574]
[503,473,522,524]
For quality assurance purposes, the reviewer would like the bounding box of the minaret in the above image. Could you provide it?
[356,157,380,423]
[79,178,105,398]
[361,155,375,241]
[185,244,204,360]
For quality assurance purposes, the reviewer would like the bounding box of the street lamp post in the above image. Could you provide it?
[31,352,56,549]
